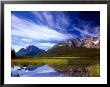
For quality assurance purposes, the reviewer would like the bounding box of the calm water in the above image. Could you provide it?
[11,65,64,77]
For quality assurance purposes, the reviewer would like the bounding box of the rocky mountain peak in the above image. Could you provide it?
[16,45,45,57]
[52,37,100,49]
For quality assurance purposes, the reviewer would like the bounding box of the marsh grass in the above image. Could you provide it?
[11,58,68,66]
[11,57,99,66]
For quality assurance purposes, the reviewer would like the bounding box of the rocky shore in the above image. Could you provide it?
[64,67,90,77]
[64,65,99,77]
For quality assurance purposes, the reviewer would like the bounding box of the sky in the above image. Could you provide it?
[11,11,100,52]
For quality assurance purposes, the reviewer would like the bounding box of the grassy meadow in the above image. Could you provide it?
[11,57,99,66]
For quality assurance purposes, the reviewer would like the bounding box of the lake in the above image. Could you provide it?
[11,65,64,77]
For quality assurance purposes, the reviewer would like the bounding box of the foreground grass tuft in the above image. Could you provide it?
[88,64,100,77]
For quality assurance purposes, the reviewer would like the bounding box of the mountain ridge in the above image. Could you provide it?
[16,45,45,57]
[16,37,100,57]
[52,37,100,49]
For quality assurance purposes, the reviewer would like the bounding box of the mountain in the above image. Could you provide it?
[16,37,100,57]
[16,45,45,57]
[42,37,100,57]
[52,37,100,49]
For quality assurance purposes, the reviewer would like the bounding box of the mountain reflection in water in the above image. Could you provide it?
[11,65,64,77]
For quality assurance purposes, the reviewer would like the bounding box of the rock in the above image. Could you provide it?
[52,37,100,49]
[64,66,92,77]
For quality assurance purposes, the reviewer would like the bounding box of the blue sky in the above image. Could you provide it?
[11,11,100,52]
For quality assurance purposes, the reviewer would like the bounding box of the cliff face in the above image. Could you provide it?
[53,37,100,49]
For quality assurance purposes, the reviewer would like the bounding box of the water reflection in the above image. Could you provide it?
[11,65,64,77]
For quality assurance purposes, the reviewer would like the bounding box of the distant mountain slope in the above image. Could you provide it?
[16,45,45,57]
[42,47,100,57]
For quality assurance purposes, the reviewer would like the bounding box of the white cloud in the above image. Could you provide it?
[11,15,73,42]
[11,14,74,51]
[12,42,55,52]
[32,12,70,31]
[21,38,32,42]
[36,42,55,50]
[11,12,100,51]
[72,19,100,38]
[12,45,24,52]
[42,12,54,27]
[73,26,98,37]
[37,42,55,47]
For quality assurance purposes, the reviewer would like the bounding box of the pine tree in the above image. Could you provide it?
[11,48,16,58]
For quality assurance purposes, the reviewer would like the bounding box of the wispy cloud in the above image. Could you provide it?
[12,15,73,41]
[31,12,70,32]
[72,18,100,38]
[11,14,74,51]
[73,25,100,37]
[11,11,100,51]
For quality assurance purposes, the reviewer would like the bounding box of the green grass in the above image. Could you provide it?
[42,47,100,57]
[11,57,99,66]
[12,58,68,66]
[88,64,100,77]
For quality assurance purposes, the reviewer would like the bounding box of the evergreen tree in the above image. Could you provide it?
[11,48,16,58]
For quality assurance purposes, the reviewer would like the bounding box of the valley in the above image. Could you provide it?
[11,37,100,77]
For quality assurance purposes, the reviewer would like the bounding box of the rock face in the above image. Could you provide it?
[16,45,45,57]
[53,37,100,49]
[83,37,100,48]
